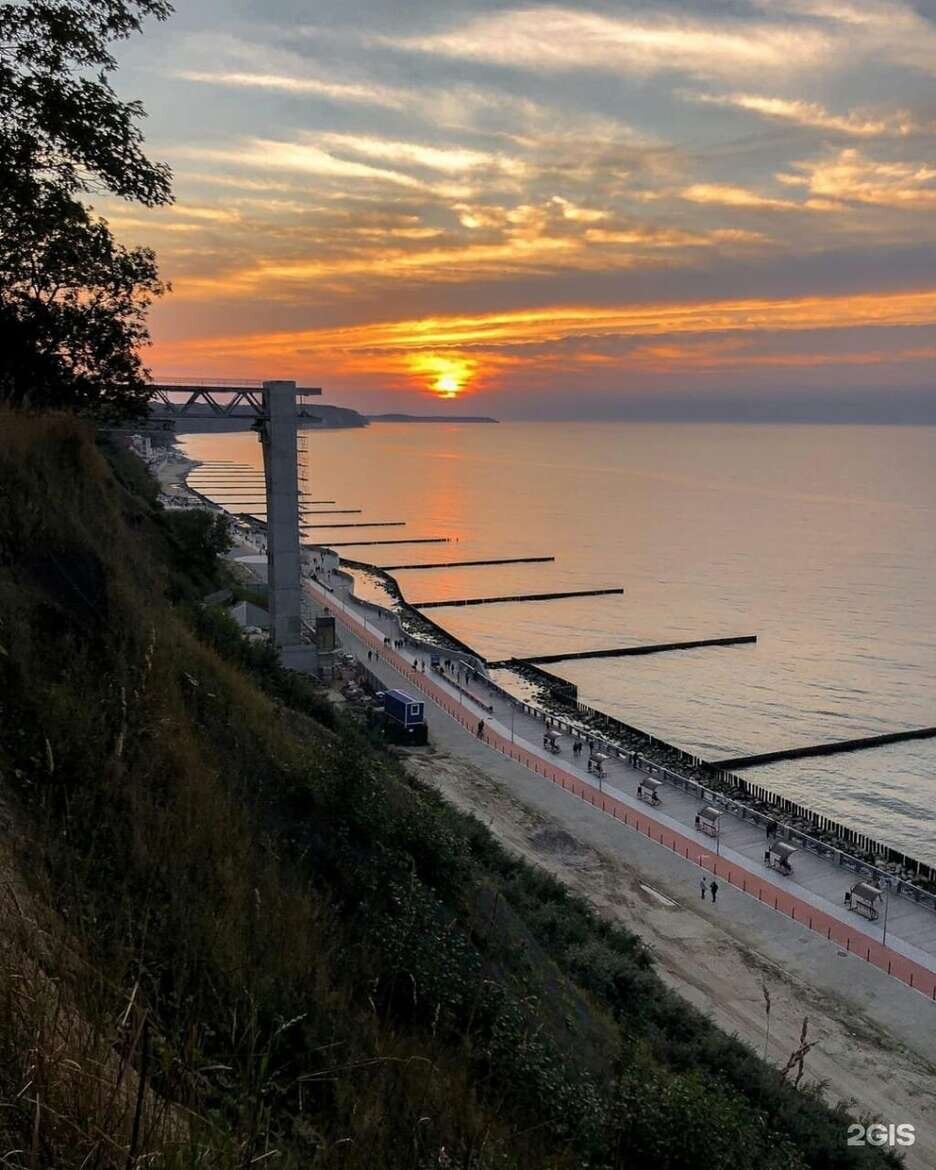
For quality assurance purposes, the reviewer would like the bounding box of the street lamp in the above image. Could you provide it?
[882,886,890,948]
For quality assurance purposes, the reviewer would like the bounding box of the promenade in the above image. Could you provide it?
[305,571,936,1005]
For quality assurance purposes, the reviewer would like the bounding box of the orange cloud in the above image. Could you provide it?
[685,92,921,137]
[778,148,936,208]
[151,288,936,379]
[681,183,801,210]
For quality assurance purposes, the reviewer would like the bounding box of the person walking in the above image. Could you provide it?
[699,875,708,901]
[710,879,719,904]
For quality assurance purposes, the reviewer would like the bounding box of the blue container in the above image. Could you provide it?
[382,689,425,728]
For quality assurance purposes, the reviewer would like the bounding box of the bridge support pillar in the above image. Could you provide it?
[261,380,317,672]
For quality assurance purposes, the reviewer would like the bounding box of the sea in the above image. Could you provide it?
[178,421,936,867]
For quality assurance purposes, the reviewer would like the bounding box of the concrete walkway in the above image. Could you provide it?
[306,572,936,1005]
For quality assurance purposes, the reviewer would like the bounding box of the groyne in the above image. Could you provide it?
[490,634,757,668]
[382,556,555,570]
[714,726,936,769]
[413,587,624,609]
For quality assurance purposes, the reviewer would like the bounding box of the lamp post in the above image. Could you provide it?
[510,702,516,744]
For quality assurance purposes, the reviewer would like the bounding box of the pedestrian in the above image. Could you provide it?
[710,879,719,904]
[413,658,419,670]
[477,719,485,739]
[699,875,707,900]
[367,650,372,662]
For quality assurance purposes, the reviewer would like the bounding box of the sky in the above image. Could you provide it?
[110,0,936,419]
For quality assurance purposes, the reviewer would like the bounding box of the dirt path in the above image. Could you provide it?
[406,747,936,1169]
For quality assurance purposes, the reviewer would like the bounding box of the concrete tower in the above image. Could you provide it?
[260,380,317,671]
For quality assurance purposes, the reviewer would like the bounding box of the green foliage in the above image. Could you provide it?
[0,1,172,415]
[0,186,166,414]
[0,414,902,1170]
[161,508,233,586]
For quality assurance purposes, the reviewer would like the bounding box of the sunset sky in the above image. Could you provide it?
[111,0,936,418]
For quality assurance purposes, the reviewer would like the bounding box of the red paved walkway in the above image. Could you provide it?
[313,584,936,1003]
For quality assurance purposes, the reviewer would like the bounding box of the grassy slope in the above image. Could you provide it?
[0,413,898,1170]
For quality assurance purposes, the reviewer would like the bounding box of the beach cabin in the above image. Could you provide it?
[765,841,798,875]
[587,752,607,779]
[381,689,428,746]
[845,881,883,921]
[695,805,721,837]
[637,777,663,806]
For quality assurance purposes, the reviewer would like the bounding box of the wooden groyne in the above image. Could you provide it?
[303,538,450,548]
[413,587,623,609]
[488,634,756,668]
[381,556,555,570]
[301,521,405,529]
[712,726,936,770]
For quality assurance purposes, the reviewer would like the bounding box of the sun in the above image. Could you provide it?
[434,372,461,398]
[407,353,476,399]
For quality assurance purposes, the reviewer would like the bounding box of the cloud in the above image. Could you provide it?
[315,133,527,176]
[623,339,936,370]
[150,187,779,303]
[173,139,448,193]
[152,288,936,366]
[173,69,410,108]
[769,0,936,75]
[685,92,922,138]
[384,6,829,80]
[681,183,800,210]
[779,148,936,208]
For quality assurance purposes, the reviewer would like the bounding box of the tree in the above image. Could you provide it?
[0,1,173,417]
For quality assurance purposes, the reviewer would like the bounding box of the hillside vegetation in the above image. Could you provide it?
[0,412,897,1169]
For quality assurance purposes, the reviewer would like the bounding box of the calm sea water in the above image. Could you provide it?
[180,422,936,865]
